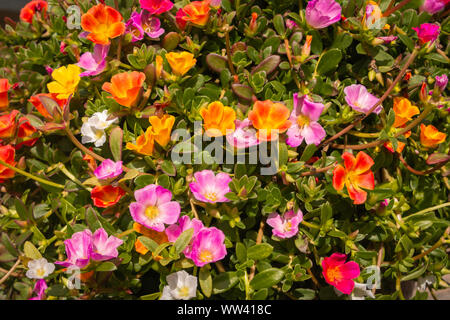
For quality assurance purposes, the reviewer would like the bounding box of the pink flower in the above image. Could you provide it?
[376,35,398,44]
[141,11,165,38]
[125,11,145,42]
[286,19,298,29]
[420,0,446,14]
[413,23,440,44]
[94,159,123,180]
[77,44,109,77]
[165,215,204,256]
[130,184,181,232]
[60,42,67,54]
[29,279,47,300]
[435,74,448,92]
[187,227,227,267]
[322,253,360,294]
[344,84,383,115]
[305,0,342,29]
[189,170,232,203]
[55,229,93,269]
[176,8,188,30]
[267,209,303,239]
[226,119,261,149]
[286,93,326,147]
[90,228,123,261]
[210,0,222,9]
[140,0,174,15]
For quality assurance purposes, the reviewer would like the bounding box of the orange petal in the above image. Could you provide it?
[353,151,374,174]
[332,165,346,191]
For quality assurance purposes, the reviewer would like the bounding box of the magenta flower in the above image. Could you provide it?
[286,94,326,147]
[267,209,303,239]
[140,0,174,15]
[435,74,448,92]
[344,84,383,115]
[322,253,360,294]
[420,0,446,14]
[130,184,181,232]
[141,11,165,38]
[226,119,261,149]
[305,0,342,29]
[286,19,298,29]
[189,170,232,203]
[90,228,123,261]
[55,229,93,269]
[125,11,145,42]
[77,44,109,77]
[94,159,123,180]
[29,279,47,300]
[165,215,204,256]
[187,227,227,267]
[413,23,440,44]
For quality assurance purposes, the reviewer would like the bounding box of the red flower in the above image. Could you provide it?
[20,0,48,24]
[0,79,11,110]
[16,117,38,148]
[0,110,19,139]
[322,253,360,294]
[0,145,16,182]
[332,151,375,205]
[91,185,125,208]
[29,93,67,120]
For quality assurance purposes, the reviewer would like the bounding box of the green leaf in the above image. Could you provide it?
[199,267,213,298]
[206,53,228,73]
[236,242,247,263]
[24,241,42,260]
[138,236,159,252]
[33,203,50,219]
[401,264,427,281]
[316,49,342,75]
[231,84,254,101]
[140,292,161,300]
[161,160,176,177]
[14,198,30,221]
[294,288,316,300]
[96,261,117,272]
[273,15,286,36]
[300,144,317,162]
[174,228,194,255]
[247,243,273,261]
[212,272,239,294]
[109,127,123,162]
[250,268,284,290]
[251,55,281,75]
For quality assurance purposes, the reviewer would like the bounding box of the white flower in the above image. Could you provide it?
[81,110,117,147]
[160,270,197,300]
[26,258,55,279]
[334,282,375,300]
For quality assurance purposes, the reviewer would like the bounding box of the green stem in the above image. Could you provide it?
[57,163,92,191]
[301,220,320,229]
[0,159,65,189]
[409,202,450,217]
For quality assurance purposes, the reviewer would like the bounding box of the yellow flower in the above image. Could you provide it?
[126,127,155,156]
[47,65,81,100]
[155,55,163,80]
[199,101,236,137]
[165,52,196,77]
[149,114,175,147]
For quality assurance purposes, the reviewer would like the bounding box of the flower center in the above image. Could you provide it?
[145,206,159,220]
[204,192,217,202]
[36,268,46,277]
[284,221,292,232]
[178,286,190,298]
[199,250,213,263]
[326,266,341,283]
[296,115,310,128]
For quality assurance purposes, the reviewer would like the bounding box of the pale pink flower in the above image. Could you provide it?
[286,94,326,147]
[90,228,123,261]
[140,0,174,15]
[130,184,181,232]
[166,215,205,257]
[226,119,261,149]
[344,84,383,114]
[189,170,232,203]
[94,159,123,180]
[267,209,303,239]
[77,44,109,77]
[305,0,342,29]
[187,227,227,267]
[420,0,446,14]
[435,74,448,92]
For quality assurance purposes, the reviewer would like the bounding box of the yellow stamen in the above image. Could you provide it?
[199,250,213,263]
[145,206,159,220]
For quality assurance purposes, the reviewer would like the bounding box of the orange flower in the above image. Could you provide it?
[248,100,291,141]
[102,71,146,107]
[16,117,38,148]
[393,97,419,128]
[199,101,236,137]
[133,222,168,255]
[0,145,16,182]
[81,4,125,45]
[0,79,11,110]
[384,129,411,153]
[20,0,48,24]
[91,185,126,208]
[332,151,375,205]
[420,124,446,148]
[149,114,175,147]
[29,93,67,120]
[180,0,211,27]
[0,110,19,139]
[126,127,155,156]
